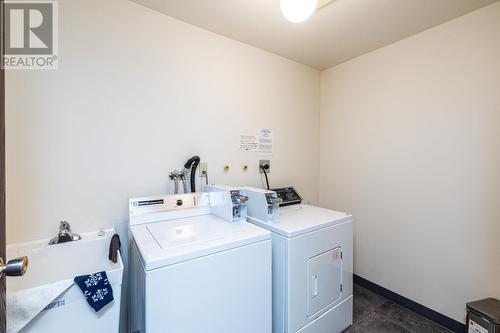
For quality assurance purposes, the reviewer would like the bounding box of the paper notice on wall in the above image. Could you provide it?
[258,128,273,154]
[239,134,258,152]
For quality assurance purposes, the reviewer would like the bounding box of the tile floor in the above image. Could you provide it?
[345,284,452,333]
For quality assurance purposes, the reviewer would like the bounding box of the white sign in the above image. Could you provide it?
[239,134,258,152]
[258,128,273,154]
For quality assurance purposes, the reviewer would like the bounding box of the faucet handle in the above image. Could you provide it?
[59,221,71,231]
[0,256,28,277]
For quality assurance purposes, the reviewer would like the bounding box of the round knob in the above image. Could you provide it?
[176,199,183,206]
[0,256,28,277]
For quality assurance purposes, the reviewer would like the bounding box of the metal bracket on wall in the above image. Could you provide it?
[317,0,335,9]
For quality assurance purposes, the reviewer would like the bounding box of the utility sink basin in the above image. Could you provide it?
[6,228,123,333]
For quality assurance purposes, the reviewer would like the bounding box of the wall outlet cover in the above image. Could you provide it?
[259,160,271,174]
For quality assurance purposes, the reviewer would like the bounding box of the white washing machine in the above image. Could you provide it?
[245,187,353,333]
[128,192,272,333]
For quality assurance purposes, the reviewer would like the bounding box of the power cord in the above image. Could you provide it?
[260,164,270,190]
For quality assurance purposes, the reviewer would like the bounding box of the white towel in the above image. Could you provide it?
[7,279,74,333]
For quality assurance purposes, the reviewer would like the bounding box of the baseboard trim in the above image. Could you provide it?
[353,275,466,333]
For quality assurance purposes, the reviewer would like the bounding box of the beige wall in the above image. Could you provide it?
[6,0,319,244]
[7,0,500,328]
[320,2,500,323]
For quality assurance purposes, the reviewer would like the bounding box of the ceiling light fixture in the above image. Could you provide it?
[280,0,318,23]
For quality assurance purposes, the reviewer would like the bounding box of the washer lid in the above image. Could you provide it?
[131,215,271,271]
[248,205,352,238]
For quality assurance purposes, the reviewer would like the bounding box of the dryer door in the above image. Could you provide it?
[286,220,352,333]
[306,247,342,317]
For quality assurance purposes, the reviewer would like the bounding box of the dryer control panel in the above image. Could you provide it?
[272,187,302,207]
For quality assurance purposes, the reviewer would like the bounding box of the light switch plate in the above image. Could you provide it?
[199,162,208,177]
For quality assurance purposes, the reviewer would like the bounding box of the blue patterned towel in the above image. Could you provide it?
[74,271,114,312]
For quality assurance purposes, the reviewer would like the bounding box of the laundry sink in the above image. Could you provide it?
[6,228,123,333]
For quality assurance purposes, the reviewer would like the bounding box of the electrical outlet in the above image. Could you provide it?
[199,162,208,177]
[259,160,271,174]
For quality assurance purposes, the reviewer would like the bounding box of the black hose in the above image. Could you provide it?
[190,159,200,192]
[183,156,200,170]
[183,156,200,193]
[260,165,270,190]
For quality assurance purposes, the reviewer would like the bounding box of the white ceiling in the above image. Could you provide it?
[130,0,498,70]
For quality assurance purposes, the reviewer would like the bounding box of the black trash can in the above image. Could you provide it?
[467,298,500,333]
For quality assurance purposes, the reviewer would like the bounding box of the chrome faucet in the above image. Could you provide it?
[49,221,81,245]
